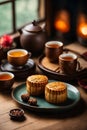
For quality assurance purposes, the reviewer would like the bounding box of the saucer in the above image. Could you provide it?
[0,59,36,79]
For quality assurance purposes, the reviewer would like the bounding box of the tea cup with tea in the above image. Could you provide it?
[7,49,30,67]
[45,41,63,63]
[0,72,14,91]
[59,53,79,75]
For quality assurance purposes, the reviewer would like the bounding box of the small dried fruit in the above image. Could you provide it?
[21,93,30,102]
[28,97,37,106]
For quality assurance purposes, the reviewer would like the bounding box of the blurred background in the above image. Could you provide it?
[0,0,45,35]
[0,0,87,45]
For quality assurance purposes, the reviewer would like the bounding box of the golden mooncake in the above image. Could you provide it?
[26,74,48,96]
[45,81,67,104]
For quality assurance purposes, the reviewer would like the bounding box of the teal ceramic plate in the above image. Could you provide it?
[12,81,80,113]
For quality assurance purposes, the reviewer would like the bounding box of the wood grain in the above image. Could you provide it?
[0,43,87,130]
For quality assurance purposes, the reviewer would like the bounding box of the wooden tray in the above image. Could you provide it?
[37,49,87,82]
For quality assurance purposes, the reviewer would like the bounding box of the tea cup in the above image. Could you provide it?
[45,41,63,63]
[59,53,78,74]
[7,49,30,67]
[0,72,14,91]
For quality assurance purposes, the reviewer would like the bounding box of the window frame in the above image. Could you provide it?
[0,0,45,35]
[0,0,16,33]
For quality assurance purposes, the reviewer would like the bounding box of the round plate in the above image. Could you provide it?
[12,80,80,113]
[0,59,36,79]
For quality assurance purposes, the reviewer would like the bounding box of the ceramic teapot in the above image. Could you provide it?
[20,20,47,55]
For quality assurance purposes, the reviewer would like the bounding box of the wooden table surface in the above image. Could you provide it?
[0,43,87,130]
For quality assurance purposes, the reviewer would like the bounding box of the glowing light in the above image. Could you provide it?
[55,20,69,33]
[54,10,70,33]
[78,23,87,38]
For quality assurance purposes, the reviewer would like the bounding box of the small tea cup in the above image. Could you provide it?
[59,53,78,74]
[7,49,30,67]
[0,72,14,91]
[45,41,63,63]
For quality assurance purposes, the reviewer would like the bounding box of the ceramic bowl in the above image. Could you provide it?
[9,108,24,120]
[0,72,14,91]
[7,49,30,67]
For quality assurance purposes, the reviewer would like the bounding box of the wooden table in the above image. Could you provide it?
[0,43,87,130]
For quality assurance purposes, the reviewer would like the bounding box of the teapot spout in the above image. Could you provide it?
[11,32,20,39]
[18,29,22,35]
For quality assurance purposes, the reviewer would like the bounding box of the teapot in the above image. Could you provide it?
[20,20,47,55]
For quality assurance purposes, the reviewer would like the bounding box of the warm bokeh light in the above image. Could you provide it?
[54,20,70,33]
[54,10,70,33]
[78,23,87,38]
[77,13,87,38]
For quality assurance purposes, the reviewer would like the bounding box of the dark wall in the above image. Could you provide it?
[45,0,87,42]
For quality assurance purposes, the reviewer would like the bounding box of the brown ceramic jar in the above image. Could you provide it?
[20,21,47,55]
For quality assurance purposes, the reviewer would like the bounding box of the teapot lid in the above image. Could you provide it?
[24,20,42,32]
